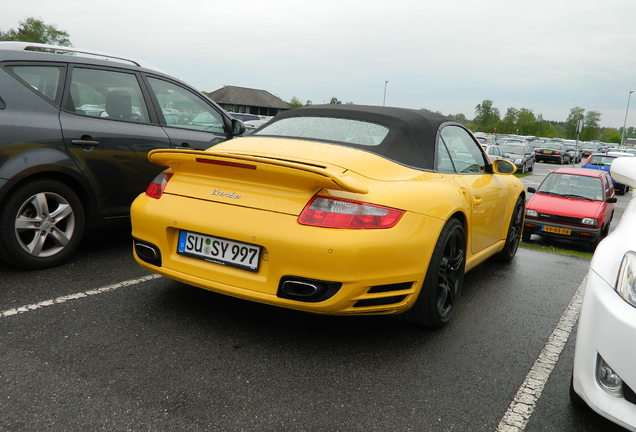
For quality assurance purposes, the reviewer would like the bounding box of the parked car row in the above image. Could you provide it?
[2,41,636,432]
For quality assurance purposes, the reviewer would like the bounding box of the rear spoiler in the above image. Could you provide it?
[148,149,369,194]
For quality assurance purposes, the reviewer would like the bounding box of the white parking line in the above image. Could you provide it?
[496,276,586,431]
[0,274,161,319]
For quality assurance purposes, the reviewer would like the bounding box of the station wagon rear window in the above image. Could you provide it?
[254,117,389,146]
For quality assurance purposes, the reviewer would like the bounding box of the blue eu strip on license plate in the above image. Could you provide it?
[177,230,261,272]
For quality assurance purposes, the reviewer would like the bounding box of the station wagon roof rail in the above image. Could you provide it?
[0,41,158,70]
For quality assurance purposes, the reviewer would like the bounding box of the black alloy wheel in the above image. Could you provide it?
[401,218,466,328]
[495,197,525,262]
[0,179,85,269]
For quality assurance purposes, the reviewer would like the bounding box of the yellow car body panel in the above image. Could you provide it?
[132,192,444,315]
[131,129,524,317]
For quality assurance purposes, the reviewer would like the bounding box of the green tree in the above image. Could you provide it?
[498,107,519,133]
[0,17,72,46]
[447,113,467,124]
[600,127,621,143]
[516,108,537,135]
[289,96,304,109]
[580,110,601,141]
[329,97,341,105]
[473,100,500,132]
[565,107,585,139]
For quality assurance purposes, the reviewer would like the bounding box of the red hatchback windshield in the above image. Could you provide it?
[537,173,604,201]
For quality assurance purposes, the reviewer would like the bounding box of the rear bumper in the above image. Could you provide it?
[535,154,563,162]
[523,218,602,242]
[131,193,445,315]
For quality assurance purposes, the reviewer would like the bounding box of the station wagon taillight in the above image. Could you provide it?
[298,196,404,229]
[145,172,173,199]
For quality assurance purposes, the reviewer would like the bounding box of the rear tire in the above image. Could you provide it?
[0,179,85,269]
[401,218,465,328]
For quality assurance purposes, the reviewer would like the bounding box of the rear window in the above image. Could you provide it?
[254,116,390,146]
[544,142,564,150]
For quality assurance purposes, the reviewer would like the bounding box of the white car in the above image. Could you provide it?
[571,156,636,431]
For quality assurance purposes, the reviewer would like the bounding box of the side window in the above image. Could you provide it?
[6,65,62,102]
[68,68,150,123]
[147,77,225,134]
[439,126,487,174]
[436,139,456,173]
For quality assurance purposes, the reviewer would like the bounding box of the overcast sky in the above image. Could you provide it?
[3,0,636,128]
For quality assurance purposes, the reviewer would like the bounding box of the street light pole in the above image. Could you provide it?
[621,90,634,147]
[383,80,389,106]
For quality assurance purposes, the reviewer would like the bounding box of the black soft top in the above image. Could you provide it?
[254,104,456,171]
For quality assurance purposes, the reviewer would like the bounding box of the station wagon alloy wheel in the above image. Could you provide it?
[0,180,85,269]
[15,192,75,258]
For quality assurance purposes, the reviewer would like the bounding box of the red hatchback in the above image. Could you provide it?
[523,167,617,250]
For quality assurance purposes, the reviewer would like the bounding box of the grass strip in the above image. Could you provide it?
[519,242,593,259]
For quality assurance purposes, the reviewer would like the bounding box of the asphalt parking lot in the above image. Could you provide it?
[0,161,631,431]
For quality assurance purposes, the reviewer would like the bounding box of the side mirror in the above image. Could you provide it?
[606,197,618,203]
[231,119,246,136]
[527,187,536,193]
[492,158,516,174]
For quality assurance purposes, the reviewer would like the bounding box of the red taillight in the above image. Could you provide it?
[554,152,561,155]
[298,196,404,229]
[145,172,173,199]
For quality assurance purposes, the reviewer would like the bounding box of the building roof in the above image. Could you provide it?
[205,86,291,110]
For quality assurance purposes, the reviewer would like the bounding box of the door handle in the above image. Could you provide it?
[473,194,482,206]
[71,136,100,147]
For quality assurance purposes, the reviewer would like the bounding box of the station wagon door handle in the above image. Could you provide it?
[71,138,100,147]
[473,194,482,206]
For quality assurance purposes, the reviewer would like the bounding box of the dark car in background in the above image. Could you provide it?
[534,141,571,164]
[0,42,244,269]
[564,143,582,163]
[500,142,535,173]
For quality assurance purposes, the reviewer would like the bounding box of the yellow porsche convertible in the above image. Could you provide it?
[131,105,525,327]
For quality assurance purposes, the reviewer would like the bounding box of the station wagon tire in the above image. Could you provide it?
[0,180,85,269]
[401,218,465,328]
[494,197,525,262]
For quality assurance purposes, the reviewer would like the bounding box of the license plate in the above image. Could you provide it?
[544,150,553,154]
[177,231,261,272]
[542,225,571,235]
